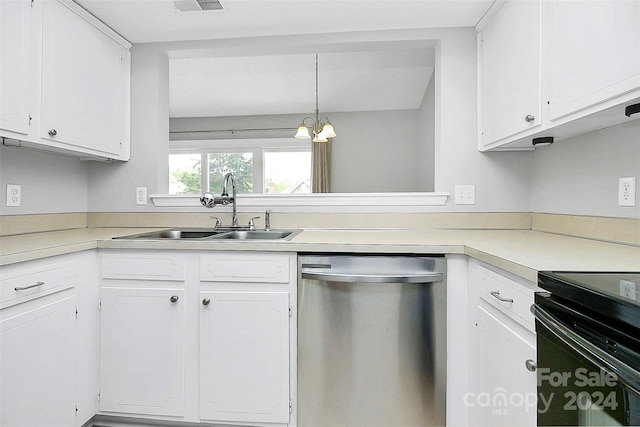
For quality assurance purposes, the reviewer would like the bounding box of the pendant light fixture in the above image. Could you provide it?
[294,54,336,143]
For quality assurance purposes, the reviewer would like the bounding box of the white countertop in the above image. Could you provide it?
[1,227,639,282]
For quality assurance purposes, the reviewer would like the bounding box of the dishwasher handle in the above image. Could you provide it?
[301,271,443,283]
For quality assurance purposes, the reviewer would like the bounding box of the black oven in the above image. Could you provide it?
[533,272,640,426]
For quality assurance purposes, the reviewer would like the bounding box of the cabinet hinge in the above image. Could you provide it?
[289,399,293,414]
[75,404,78,414]
[28,115,32,126]
[97,390,100,402]
[30,0,34,7]
[288,304,292,317]
[76,307,79,319]
[98,298,102,310]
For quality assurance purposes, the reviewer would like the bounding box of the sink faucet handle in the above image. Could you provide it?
[200,192,216,208]
[210,216,222,228]
[248,216,260,231]
[265,209,271,231]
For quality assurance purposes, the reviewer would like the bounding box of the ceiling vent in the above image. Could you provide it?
[172,0,224,13]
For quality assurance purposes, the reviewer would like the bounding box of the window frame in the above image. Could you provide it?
[169,138,311,195]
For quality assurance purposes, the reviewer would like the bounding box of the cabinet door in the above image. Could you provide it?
[200,291,290,424]
[0,296,77,427]
[99,287,185,416]
[479,0,541,147]
[40,0,129,157]
[476,306,536,427]
[546,0,640,120]
[0,0,31,135]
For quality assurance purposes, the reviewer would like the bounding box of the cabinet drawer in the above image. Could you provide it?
[200,253,290,283]
[0,260,75,309]
[101,253,186,281]
[479,265,535,331]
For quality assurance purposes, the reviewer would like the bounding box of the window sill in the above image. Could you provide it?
[149,192,450,213]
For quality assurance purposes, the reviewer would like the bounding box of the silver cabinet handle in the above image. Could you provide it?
[170,295,179,303]
[15,281,45,291]
[202,298,211,306]
[490,290,514,303]
[48,129,57,136]
[525,359,537,372]
[525,115,535,123]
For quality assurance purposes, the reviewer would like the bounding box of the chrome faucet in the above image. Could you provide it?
[200,172,238,227]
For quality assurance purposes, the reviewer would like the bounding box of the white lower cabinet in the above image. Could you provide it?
[99,287,186,416]
[468,259,539,427]
[200,291,290,424]
[98,250,296,426]
[0,251,98,427]
[476,306,536,427]
[0,296,77,427]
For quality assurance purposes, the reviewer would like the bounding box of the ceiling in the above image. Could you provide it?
[76,0,493,44]
[77,0,493,118]
[169,49,435,118]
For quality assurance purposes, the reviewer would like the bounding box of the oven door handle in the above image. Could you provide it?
[533,303,640,395]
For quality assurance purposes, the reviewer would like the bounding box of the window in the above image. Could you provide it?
[169,139,311,195]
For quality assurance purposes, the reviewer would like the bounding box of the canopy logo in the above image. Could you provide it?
[463,368,619,415]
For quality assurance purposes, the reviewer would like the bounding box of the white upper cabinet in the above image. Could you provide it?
[545,0,640,120]
[478,0,541,148]
[478,0,640,151]
[0,0,131,161]
[0,0,32,135]
[41,0,130,158]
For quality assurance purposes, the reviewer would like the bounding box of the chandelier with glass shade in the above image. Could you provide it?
[294,54,336,143]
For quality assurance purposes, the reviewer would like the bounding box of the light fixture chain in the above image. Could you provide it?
[294,53,335,142]
[315,54,320,134]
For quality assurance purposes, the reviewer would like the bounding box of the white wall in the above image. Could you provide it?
[4,27,634,219]
[327,109,426,192]
[417,74,436,192]
[433,29,532,212]
[0,146,88,215]
[171,109,431,193]
[85,28,533,213]
[88,44,170,213]
[530,120,640,219]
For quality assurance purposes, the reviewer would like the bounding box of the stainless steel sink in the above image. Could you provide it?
[211,230,299,240]
[113,228,300,241]
[113,228,225,240]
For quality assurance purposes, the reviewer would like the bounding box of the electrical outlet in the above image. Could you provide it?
[136,187,147,205]
[618,177,636,206]
[620,279,637,300]
[454,185,475,205]
[6,184,21,207]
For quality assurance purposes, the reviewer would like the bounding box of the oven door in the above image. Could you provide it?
[534,298,640,426]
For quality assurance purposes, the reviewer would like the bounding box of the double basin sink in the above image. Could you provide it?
[113,228,300,241]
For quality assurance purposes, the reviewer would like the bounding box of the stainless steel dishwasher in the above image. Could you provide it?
[298,254,446,427]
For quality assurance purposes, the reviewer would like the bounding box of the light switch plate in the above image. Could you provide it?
[454,185,475,205]
[6,184,21,207]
